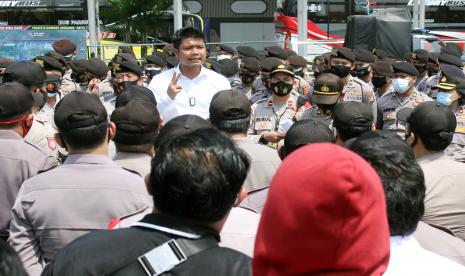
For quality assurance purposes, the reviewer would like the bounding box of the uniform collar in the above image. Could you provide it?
[135,213,221,241]
[0,129,22,140]
[63,154,115,165]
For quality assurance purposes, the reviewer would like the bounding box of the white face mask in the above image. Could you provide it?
[217,54,232,61]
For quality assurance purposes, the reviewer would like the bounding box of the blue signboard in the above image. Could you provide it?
[0,25,87,61]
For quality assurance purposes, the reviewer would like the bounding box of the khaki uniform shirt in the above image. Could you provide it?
[377,89,433,137]
[113,152,152,178]
[445,105,465,163]
[38,93,62,130]
[248,92,305,145]
[87,79,115,101]
[0,130,56,239]
[341,75,377,121]
[25,113,61,159]
[417,152,465,241]
[9,154,152,276]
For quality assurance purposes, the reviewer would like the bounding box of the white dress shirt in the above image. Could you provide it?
[149,65,231,122]
[384,235,465,275]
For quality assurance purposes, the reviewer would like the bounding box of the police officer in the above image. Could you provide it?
[371,61,394,99]
[86,58,113,102]
[9,93,152,276]
[252,57,283,103]
[329,47,377,121]
[237,45,258,60]
[424,52,441,98]
[3,61,61,157]
[300,73,343,126]
[143,53,167,83]
[0,82,56,241]
[264,45,288,63]
[216,44,237,61]
[0,58,14,84]
[288,54,310,97]
[248,64,305,147]
[212,58,240,87]
[433,75,465,162]
[52,39,78,96]
[67,59,89,92]
[377,61,433,136]
[234,57,261,99]
[352,49,376,86]
[408,49,430,93]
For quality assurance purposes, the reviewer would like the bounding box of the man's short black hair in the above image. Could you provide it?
[415,131,453,151]
[0,240,28,276]
[60,120,108,150]
[350,132,425,236]
[151,127,250,223]
[172,27,205,49]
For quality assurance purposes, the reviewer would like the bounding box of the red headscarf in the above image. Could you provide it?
[253,143,390,276]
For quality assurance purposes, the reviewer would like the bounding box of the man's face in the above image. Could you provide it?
[330,58,353,69]
[174,37,206,68]
[45,71,63,93]
[114,71,139,84]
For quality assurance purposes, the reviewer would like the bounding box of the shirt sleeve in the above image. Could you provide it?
[9,186,45,276]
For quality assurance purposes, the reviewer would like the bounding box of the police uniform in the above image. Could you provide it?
[377,89,433,136]
[60,69,82,95]
[341,75,378,122]
[88,79,115,101]
[375,86,394,99]
[426,74,440,98]
[248,91,305,145]
[25,112,61,159]
[446,105,465,162]
[294,75,310,96]
[415,75,429,94]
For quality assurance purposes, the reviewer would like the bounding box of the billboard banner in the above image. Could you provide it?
[0,25,87,60]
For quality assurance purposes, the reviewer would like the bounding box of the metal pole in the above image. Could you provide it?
[95,0,101,58]
[419,0,425,29]
[87,0,98,57]
[412,0,419,29]
[297,0,307,56]
[173,0,183,31]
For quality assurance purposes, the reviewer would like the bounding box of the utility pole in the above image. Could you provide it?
[297,0,307,56]
[419,0,425,29]
[87,0,98,57]
[174,0,183,31]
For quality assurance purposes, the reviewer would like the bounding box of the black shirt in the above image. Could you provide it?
[42,213,252,276]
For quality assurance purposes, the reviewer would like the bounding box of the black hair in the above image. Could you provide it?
[0,240,28,276]
[211,117,250,134]
[172,27,205,49]
[413,130,453,151]
[151,127,250,223]
[115,143,153,153]
[350,136,425,236]
[335,123,372,142]
[60,119,108,150]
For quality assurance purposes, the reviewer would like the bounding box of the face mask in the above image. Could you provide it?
[427,67,439,77]
[240,73,255,85]
[316,103,337,115]
[415,64,427,73]
[355,66,370,78]
[116,80,138,92]
[372,76,387,88]
[331,65,351,78]
[436,92,453,106]
[217,54,232,61]
[145,68,162,80]
[392,78,411,94]
[294,67,305,78]
[46,79,61,96]
[47,92,57,97]
[270,81,293,96]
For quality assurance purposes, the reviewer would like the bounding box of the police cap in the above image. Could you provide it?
[52,39,77,56]
[331,47,355,62]
[34,56,65,75]
[259,57,283,73]
[236,46,258,59]
[87,58,109,77]
[215,58,239,77]
[145,54,166,67]
[0,82,33,122]
[111,100,160,145]
[270,64,294,78]
[113,60,143,76]
[433,64,465,91]
[353,49,375,63]
[218,44,237,55]
[311,73,343,105]
[115,86,157,108]
[265,46,288,60]
[392,61,419,76]
[69,59,89,74]
[438,53,463,68]
[411,49,429,63]
[370,61,393,76]
[54,93,107,131]
[240,57,260,73]
[3,61,46,86]
[288,55,307,68]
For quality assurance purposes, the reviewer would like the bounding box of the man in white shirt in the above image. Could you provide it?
[350,130,465,274]
[149,27,230,122]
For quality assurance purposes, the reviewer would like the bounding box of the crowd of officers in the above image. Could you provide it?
[1,26,465,275]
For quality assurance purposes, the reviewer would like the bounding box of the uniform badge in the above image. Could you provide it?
[47,137,57,151]
[267,100,273,107]
[411,53,417,60]
[321,85,329,92]
[314,59,321,66]
[113,63,121,71]
[441,76,447,83]
[36,59,44,66]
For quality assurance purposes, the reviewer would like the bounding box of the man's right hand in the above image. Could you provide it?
[167,72,183,100]
[261,131,285,143]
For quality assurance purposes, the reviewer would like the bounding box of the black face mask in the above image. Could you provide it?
[294,68,305,78]
[372,76,388,88]
[316,103,337,115]
[415,64,427,73]
[427,67,439,77]
[115,80,138,93]
[145,68,162,80]
[240,73,256,85]
[331,65,351,78]
[270,81,293,96]
[355,66,370,78]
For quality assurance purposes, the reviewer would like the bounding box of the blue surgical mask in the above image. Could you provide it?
[47,92,57,97]
[436,92,453,106]
[392,78,411,94]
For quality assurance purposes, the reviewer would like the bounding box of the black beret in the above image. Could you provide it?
[259,57,283,72]
[288,55,308,68]
[33,56,65,75]
[0,82,33,122]
[69,59,88,74]
[112,53,138,64]
[113,60,143,76]
[370,61,393,76]
[55,93,107,131]
[428,52,439,64]
[441,45,461,58]
[240,57,260,73]
[167,56,180,68]
[218,44,237,55]
[439,64,465,84]
[331,47,355,62]
[212,58,239,77]
[116,86,157,108]
[236,46,258,59]
[411,49,429,63]
[118,46,136,58]
[52,39,77,56]
[265,46,288,60]
[145,54,166,67]
[373,48,389,59]
[353,49,375,63]
[286,49,298,57]
[87,58,109,77]
[4,61,46,86]
[438,53,463,68]
[44,51,67,69]
[392,61,419,76]
[111,100,160,145]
